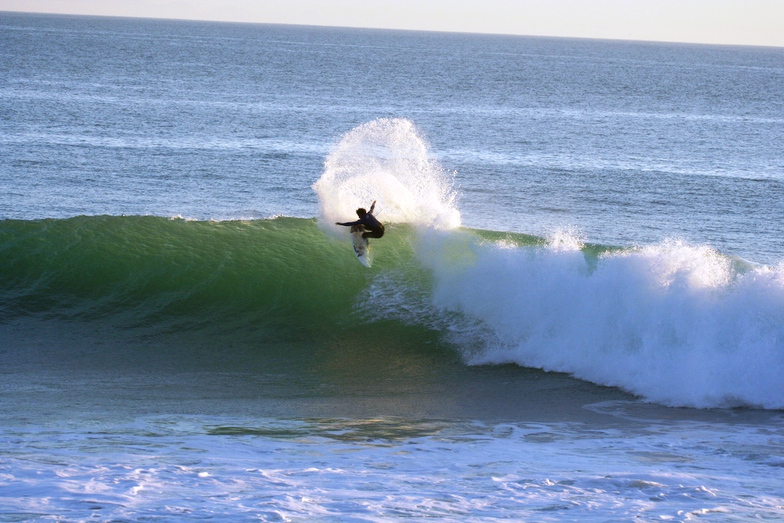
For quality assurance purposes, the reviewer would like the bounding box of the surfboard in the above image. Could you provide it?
[350,225,372,268]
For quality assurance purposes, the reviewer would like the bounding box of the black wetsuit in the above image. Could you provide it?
[337,204,385,239]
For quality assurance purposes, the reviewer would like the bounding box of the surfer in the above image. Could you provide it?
[336,200,385,240]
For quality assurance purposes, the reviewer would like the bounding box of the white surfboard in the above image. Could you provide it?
[350,225,372,267]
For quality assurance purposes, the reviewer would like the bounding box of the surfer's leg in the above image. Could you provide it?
[362,227,384,240]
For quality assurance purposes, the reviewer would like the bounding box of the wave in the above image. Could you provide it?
[3,119,783,410]
[1,215,783,410]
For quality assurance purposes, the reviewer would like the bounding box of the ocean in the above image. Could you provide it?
[1,11,783,521]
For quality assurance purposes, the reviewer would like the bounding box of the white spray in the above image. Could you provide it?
[313,118,461,234]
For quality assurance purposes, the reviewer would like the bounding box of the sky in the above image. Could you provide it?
[1,0,782,47]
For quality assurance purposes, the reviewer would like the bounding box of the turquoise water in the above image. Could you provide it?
[1,12,783,521]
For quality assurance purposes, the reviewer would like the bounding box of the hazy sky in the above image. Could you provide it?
[2,0,782,47]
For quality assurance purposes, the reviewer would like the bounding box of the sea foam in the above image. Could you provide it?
[313,119,784,409]
[419,231,784,409]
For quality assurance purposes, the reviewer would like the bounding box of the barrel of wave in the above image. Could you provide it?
[313,118,461,238]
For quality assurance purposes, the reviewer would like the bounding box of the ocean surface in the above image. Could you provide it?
[1,11,784,521]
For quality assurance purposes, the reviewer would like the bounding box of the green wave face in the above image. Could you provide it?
[0,216,416,335]
[0,216,476,409]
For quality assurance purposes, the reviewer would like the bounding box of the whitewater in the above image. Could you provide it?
[2,12,784,521]
[311,117,784,410]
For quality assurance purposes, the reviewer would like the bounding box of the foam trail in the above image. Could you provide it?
[313,118,460,234]
[419,232,784,409]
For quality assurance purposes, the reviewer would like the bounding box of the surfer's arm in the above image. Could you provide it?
[336,220,360,226]
[369,200,376,214]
